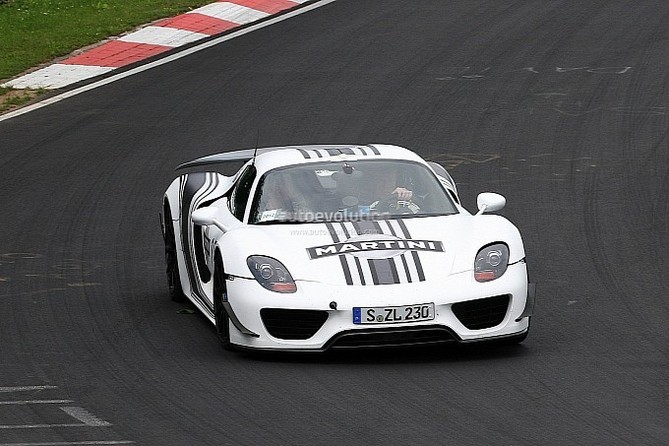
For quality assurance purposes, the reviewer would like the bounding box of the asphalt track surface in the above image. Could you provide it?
[1,1,668,444]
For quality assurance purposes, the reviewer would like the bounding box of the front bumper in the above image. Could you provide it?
[224,262,533,351]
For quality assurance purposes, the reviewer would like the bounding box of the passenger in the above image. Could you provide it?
[256,171,311,222]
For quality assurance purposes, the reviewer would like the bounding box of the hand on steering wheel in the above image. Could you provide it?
[373,190,422,214]
[392,187,413,200]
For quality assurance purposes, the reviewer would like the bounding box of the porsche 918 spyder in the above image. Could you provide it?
[161,144,535,351]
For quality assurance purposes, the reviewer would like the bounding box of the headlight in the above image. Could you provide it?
[247,255,297,293]
[474,243,509,282]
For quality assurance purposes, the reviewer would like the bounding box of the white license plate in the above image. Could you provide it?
[353,303,435,325]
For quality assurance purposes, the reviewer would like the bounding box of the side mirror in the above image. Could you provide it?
[476,193,506,215]
[192,207,229,232]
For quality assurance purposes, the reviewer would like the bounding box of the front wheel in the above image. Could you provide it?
[214,258,231,350]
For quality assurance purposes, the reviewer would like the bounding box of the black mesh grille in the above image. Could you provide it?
[451,295,510,330]
[328,326,455,349]
[260,309,329,340]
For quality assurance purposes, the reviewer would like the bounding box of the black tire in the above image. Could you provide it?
[213,256,232,350]
[163,203,188,303]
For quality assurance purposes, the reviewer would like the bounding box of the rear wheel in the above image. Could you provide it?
[164,203,187,302]
[214,256,231,350]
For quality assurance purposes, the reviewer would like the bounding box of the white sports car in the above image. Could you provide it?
[161,144,535,351]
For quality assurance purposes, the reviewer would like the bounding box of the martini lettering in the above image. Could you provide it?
[307,239,444,259]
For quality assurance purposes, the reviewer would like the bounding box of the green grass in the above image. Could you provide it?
[0,0,213,81]
[0,0,214,113]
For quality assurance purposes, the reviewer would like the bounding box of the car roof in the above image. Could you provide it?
[177,144,427,174]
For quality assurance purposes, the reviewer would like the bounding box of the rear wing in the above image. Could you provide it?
[177,148,271,170]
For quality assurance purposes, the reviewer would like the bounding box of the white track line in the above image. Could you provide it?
[0,442,134,446]
[0,400,73,405]
[0,386,58,393]
[60,407,111,427]
[0,424,90,429]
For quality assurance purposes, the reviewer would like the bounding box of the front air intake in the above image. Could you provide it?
[327,326,456,349]
[260,309,328,340]
[451,295,510,330]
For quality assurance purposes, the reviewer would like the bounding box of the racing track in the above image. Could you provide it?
[1,1,668,444]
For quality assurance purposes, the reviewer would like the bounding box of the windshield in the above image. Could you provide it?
[249,160,458,224]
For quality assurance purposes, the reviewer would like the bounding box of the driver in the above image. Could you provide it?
[377,168,413,201]
[364,164,413,204]
[331,162,418,215]
[335,163,417,215]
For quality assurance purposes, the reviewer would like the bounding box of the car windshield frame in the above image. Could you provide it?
[248,159,459,225]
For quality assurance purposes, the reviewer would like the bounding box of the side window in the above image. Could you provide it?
[229,165,257,221]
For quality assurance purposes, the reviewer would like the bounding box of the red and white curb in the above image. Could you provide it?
[1,0,311,90]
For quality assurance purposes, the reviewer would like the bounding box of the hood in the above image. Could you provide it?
[221,214,524,287]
